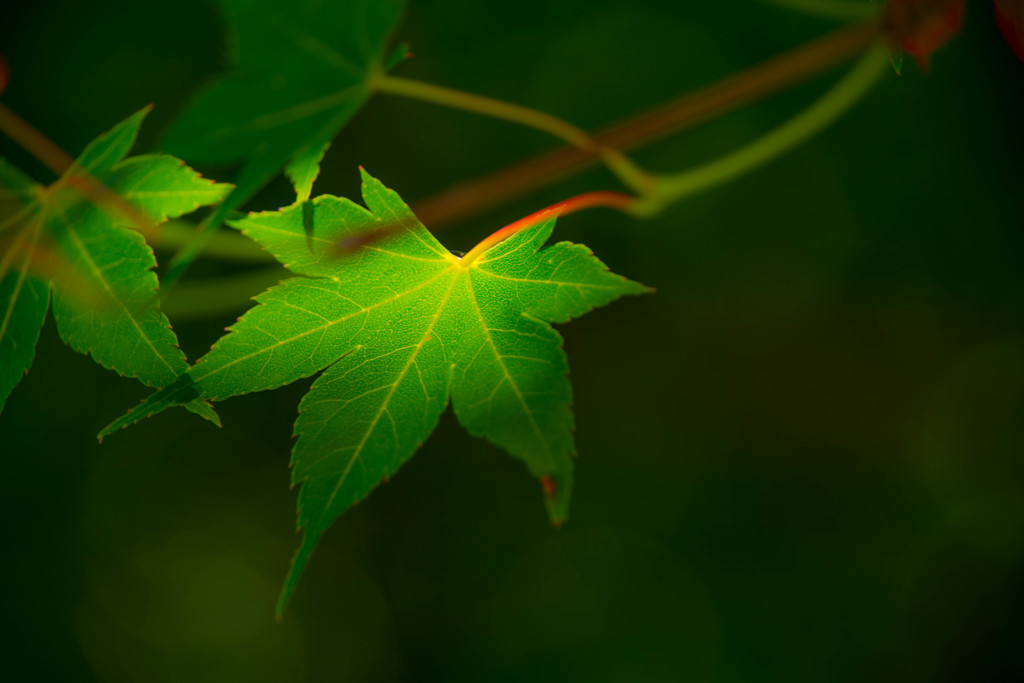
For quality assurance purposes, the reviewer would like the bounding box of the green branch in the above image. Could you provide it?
[634,43,889,216]
[372,73,654,193]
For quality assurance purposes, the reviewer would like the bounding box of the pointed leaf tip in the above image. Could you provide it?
[285,141,330,203]
[276,528,321,620]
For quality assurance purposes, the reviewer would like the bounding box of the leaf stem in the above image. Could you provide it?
[459,190,637,267]
[160,191,634,319]
[410,20,880,229]
[372,73,654,194]
[635,42,890,215]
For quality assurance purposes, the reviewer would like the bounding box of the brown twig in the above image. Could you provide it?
[410,20,881,229]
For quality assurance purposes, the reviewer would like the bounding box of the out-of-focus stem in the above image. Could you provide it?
[373,74,654,193]
[149,220,273,263]
[160,266,288,320]
[459,191,637,267]
[636,43,890,215]
[411,20,880,229]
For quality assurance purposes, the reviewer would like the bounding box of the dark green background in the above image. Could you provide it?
[3,1,1023,680]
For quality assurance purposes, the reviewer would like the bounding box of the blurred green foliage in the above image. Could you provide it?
[2,0,1023,681]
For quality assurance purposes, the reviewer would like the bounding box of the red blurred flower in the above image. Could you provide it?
[995,0,1024,62]
[896,0,966,71]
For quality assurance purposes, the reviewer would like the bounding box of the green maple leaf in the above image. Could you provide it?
[0,160,48,413]
[0,108,232,414]
[101,170,649,614]
[161,0,403,265]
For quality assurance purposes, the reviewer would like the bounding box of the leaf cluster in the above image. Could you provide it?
[0,108,230,416]
[0,0,648,613]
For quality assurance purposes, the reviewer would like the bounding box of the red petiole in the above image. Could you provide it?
[457,191,637,267]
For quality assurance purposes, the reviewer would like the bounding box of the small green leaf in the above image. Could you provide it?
[113,154,234,222]
[285,141,330,202]
[0,110,231,417]
[48,204,188,387]
[72,106,150,176]
[101,171,649,616]
[46,110,232,390]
